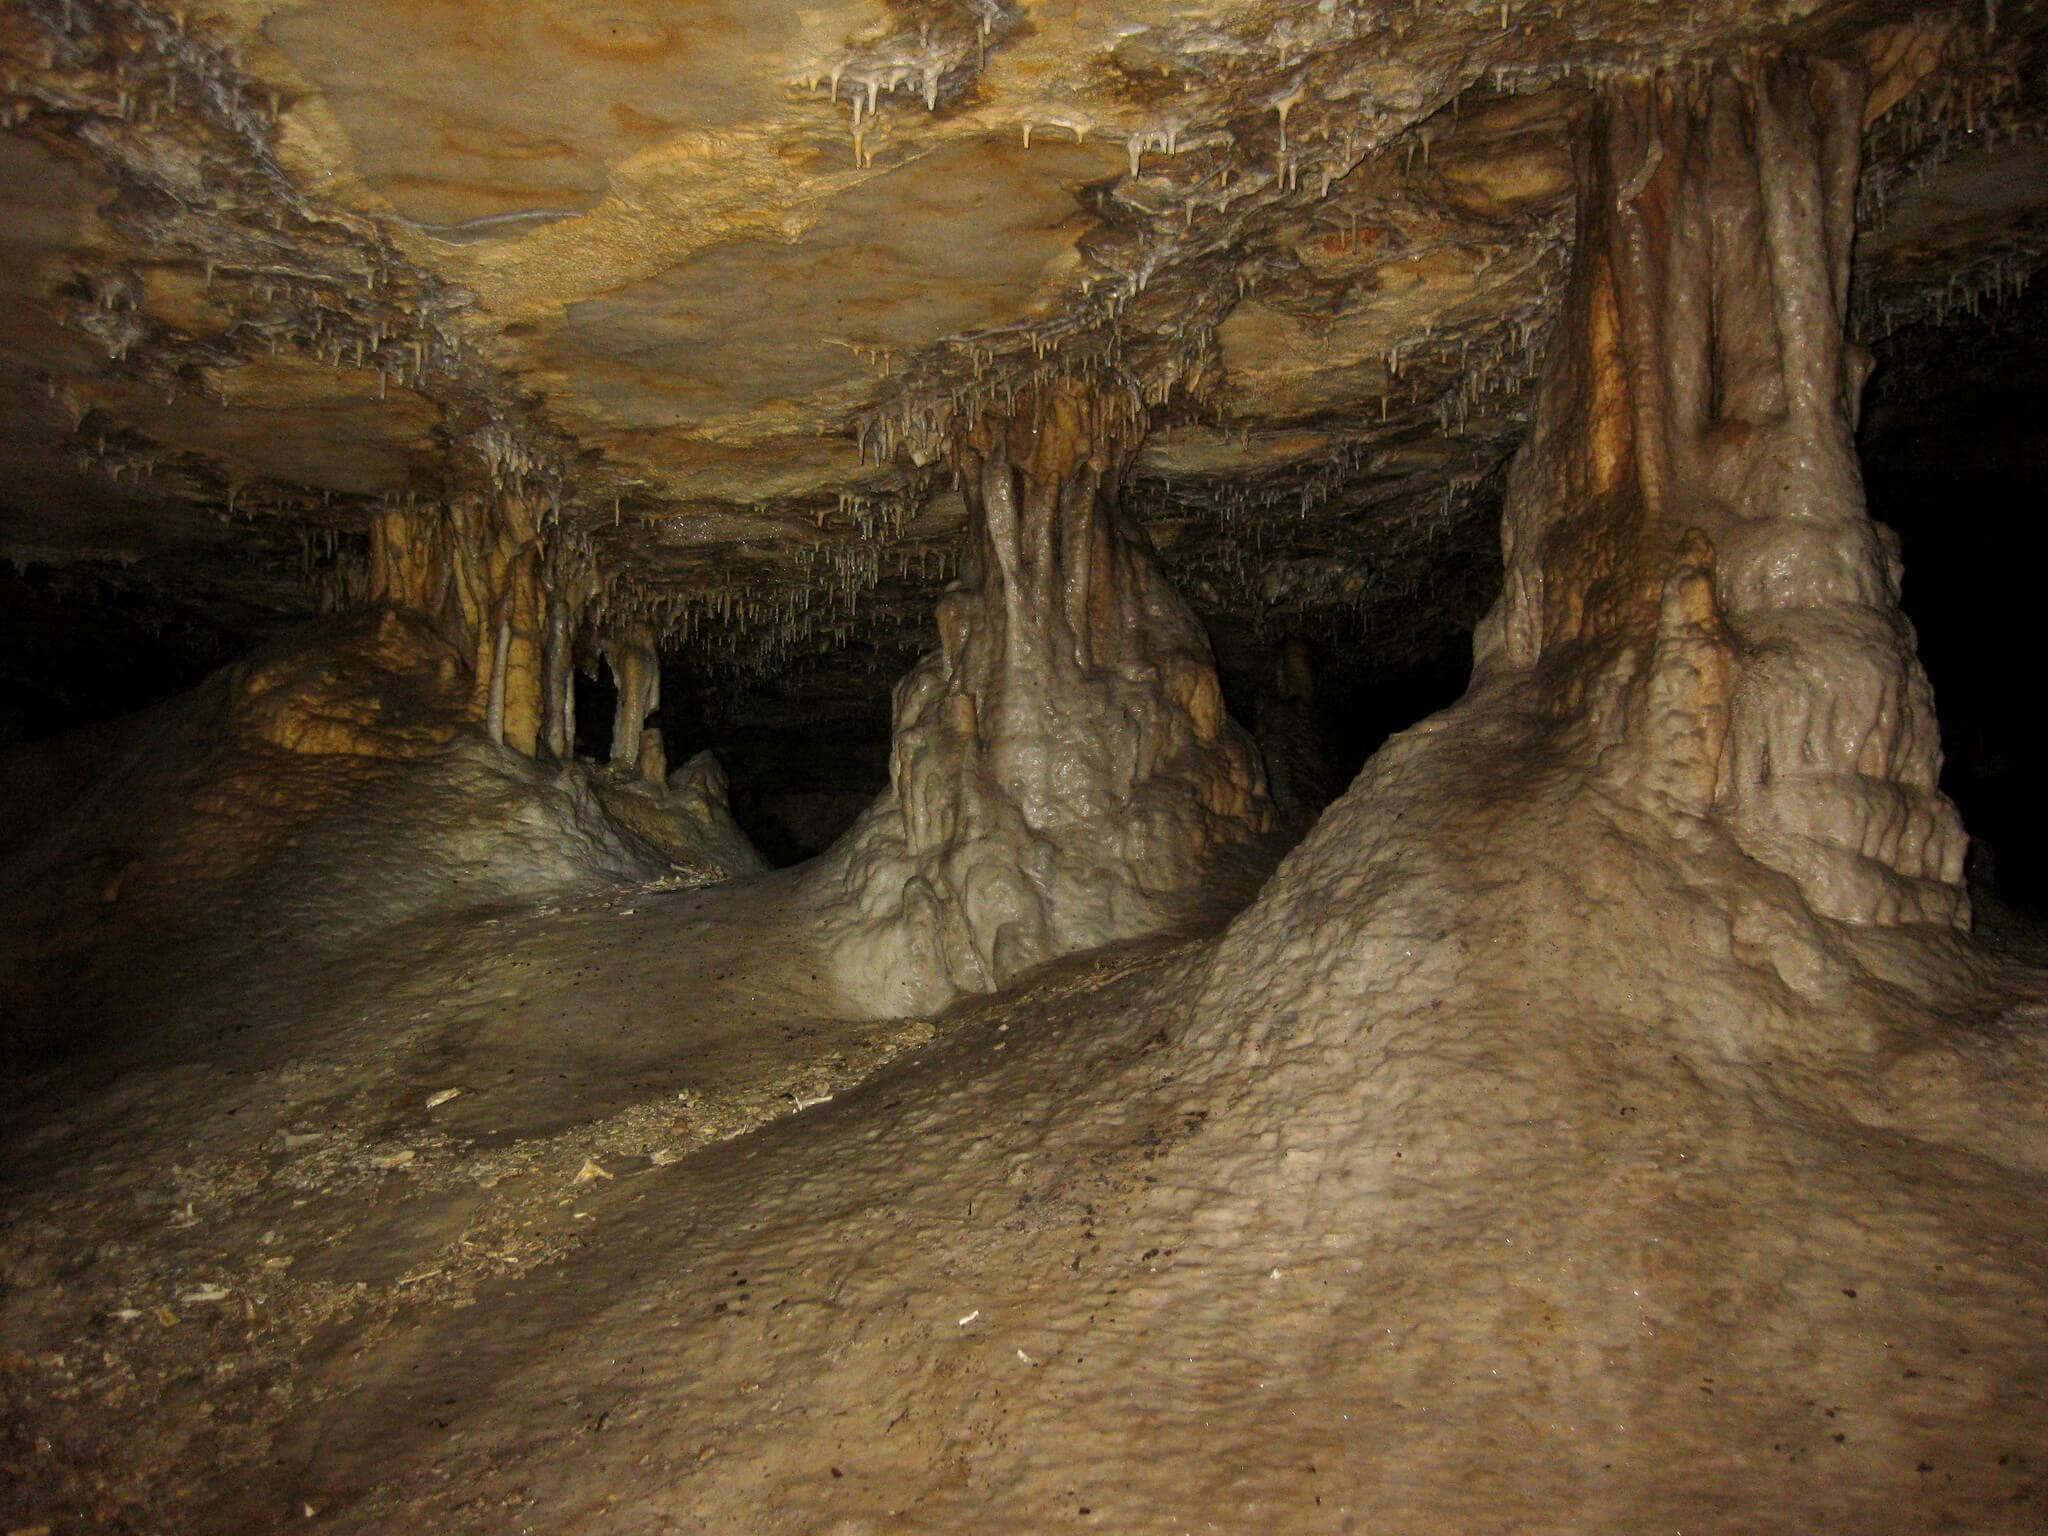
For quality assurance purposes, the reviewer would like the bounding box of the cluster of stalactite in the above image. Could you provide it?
[363,495,675,783]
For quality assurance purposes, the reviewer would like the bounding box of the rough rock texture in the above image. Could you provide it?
[0,607,761,1062]
[1475,59,1968,927]
[5,0,2043,741]
[812,382,1272,1015]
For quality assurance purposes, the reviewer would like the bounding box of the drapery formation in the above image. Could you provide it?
[367,497,671,782]
[1476,58,1967,926]
[818,380,1272,1014]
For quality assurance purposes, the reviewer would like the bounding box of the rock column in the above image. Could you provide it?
[605,624,666,784]
[1474,59,1966,925]
[817,380,1272,1014]
[366,494,557,759]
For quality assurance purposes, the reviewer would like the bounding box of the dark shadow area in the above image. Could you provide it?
[571,656,619,763]
[1863,293,2048,916]
[655,663,891,867]
[0,562,276,750]
[1316,633,1476,789]
[1209,617,1478,829]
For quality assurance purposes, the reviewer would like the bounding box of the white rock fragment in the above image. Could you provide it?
[958,1309,980,1326]
[181,1284,231,1304]
[574,1157,614,1184]
[425,1087,462,1109]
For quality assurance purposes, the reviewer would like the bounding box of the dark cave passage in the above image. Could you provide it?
[654,677,893,867]
[0,562,284,752]
[1864,291,2048,916]
[652,614,1481,872]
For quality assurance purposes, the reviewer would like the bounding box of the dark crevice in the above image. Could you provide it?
[1863,290,2048,914]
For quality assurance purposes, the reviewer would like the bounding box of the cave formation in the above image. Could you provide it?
[1482,57,1967,928]
[3,3,2047,1532]
[811,379,1274,1016]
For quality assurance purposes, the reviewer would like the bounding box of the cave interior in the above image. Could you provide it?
[3,1,2048,1531]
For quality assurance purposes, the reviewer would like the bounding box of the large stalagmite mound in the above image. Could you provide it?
[0,604,762,1058]
[810,380,1274,1017]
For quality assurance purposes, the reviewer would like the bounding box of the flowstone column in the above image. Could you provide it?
[367,495,548,757]
[815,380,1272,1015]
[1474,58,1966,925]
[605,624,666,784]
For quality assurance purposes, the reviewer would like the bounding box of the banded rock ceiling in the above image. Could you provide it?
[3,0,2046,720]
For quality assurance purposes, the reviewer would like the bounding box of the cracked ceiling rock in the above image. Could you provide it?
[0,1,2042,705]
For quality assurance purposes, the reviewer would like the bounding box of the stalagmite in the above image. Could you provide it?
[605,624,665,784]
[810,379,1273,1016]
[1472,58,1968,925]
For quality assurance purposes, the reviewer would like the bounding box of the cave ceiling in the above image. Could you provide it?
[2,0,2045,706]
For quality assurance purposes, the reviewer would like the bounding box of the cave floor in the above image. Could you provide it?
[0,865,945,1530]
[4,849,2048,1534]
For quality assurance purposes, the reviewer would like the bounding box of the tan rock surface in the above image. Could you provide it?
[5,0,2037,690]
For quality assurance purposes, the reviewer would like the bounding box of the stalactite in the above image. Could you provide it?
[605,623,662,784]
